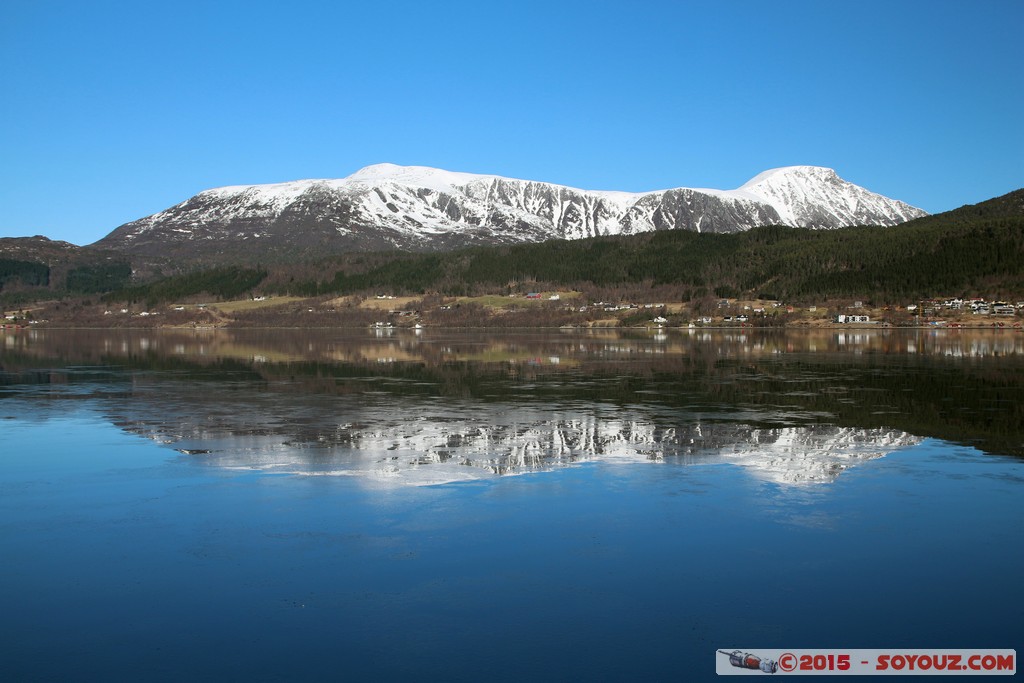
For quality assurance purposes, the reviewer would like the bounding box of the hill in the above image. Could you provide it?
[0,237,131,305]
[3,189,1021,320]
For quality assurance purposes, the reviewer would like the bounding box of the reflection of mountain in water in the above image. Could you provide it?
[702,425,919,485]
[108,394,919,486]
[6,327,1018,472]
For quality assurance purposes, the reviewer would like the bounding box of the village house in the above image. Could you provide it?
[993,304,1016,316]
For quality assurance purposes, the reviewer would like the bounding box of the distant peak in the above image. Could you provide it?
[739,166,838,189]
[347,162,407,179]
[347,162,480,180]
[346,163,500,193]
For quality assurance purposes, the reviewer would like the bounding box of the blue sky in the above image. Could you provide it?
[2,0,1021,244]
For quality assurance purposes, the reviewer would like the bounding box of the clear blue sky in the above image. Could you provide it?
[2,0,1021,245]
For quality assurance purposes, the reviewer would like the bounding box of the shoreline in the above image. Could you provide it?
[4,321,1021,332]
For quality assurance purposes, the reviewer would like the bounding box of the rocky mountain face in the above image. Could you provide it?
[92,164,927,262]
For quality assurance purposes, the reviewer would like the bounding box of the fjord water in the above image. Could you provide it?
[1,328,1021,681]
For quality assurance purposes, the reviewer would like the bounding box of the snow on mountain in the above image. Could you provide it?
[93,164,928,258]
[733,165,926,227]
[347,162,499,193]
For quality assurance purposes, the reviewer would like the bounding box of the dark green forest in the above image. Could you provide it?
[104,266,268,307]
[0,258,49,290]
[66,262,133,293]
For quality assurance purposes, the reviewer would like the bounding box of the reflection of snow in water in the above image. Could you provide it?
[116,398,919,487]
[707,426,919,485]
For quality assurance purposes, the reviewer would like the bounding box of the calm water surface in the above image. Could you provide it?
[1,328,1022,681]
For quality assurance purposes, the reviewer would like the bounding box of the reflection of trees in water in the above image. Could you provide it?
[2,328,1023,458]
[696,358,1024,458]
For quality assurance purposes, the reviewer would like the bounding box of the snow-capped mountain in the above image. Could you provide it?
[93,164,927,259]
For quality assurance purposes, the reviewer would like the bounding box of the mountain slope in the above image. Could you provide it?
[91,164,927,263]
[271,187,1021,303]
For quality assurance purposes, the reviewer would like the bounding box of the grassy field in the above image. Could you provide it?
[356,296,422,310]
[197,296,307,314]
[455,291,582,310]
[342,291,584,313]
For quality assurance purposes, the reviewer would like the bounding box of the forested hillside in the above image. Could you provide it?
[104,266,269,308]
[0,258,49,290]
[277,190,1024,304]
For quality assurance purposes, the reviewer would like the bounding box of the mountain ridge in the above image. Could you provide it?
[2,188,1019,306]
[91,164,928,264]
